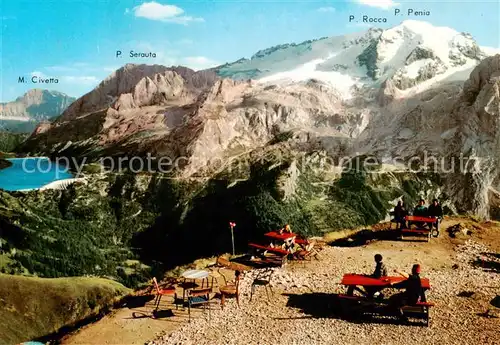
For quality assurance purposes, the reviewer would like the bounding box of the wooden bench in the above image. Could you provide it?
[215,256,252,272]
[401,301,435,326]
[405,215,437,223]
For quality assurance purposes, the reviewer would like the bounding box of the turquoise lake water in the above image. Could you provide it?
[0,158,73,191]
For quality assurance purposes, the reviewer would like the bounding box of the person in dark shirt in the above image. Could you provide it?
[346,254,389,298]
[427,199,443,237]
[392,201,408,229]
[365,254,388,299]
[372,254,388,278]
[389,264,427,322]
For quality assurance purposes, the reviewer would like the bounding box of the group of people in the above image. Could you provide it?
[392,198,443,236]
[368,254,427,322]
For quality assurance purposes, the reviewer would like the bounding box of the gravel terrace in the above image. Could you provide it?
[149,222,499,345]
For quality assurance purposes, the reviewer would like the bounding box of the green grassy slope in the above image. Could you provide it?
[0,274,129,345]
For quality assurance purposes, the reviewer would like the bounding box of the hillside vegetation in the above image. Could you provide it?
[0,274,129,345]
[0,131,28,152]
[0,148,446,287]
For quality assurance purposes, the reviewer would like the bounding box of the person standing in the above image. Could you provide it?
[393,201,408,229]
[427,199,443,237]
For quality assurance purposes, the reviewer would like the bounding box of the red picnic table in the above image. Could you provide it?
[341,273,430,297]
[403,216,438,241]
[339,274,434,326]
[264,231,297,241]
[264,231,297,252]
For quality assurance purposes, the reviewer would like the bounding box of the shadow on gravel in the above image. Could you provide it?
[491,295,500,309]
[329,229,404,247]
[472,252,500,273]
[282,293,426,326]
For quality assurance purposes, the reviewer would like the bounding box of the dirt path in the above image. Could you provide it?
[61,217,500,345]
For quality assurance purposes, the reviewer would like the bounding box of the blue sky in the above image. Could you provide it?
[1,0,499,102]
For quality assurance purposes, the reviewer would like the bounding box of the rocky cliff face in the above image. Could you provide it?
[21,68,361,176]
[58,64,219,122]
[357,55,500,218]
[0,89,75,121]
[445,56,500,217]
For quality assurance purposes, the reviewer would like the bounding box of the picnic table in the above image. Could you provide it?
[341,273,430,297]
[264,231,296,241]
[401,216,438,241]
[340,273,434,326]
[264,231,297,251]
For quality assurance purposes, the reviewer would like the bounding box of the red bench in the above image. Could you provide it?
[401,228,431,241]
[248,243,289,256]
[402,215,435,242]
[295,238,308,245]
[405,215,437,223]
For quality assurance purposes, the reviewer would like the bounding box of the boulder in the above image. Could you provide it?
[447,223,472,238]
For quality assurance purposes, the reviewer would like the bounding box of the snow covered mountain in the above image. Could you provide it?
[216,20,499,99]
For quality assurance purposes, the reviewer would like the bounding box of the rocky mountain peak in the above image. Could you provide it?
[58,64,219,122]
[1,89,75,123]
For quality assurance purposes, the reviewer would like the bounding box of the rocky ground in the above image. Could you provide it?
[0,158,12,170]
[62,218,499,345]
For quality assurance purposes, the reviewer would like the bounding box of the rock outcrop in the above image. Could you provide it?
[21,71,357,176]
[444,55,500,217]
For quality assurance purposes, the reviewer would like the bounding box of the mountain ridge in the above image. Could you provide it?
[0,89,75,126]
[17,20,500,219]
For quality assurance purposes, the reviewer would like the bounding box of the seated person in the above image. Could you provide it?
[413,199,427,216]
[427,199,443,236]
[392,201,408,229]
[389,264,427,322]
[348,254,388,298]
[412,199,428,228]
[372,254,388,278]
[365,254,388,299]
[278,224,292,234]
